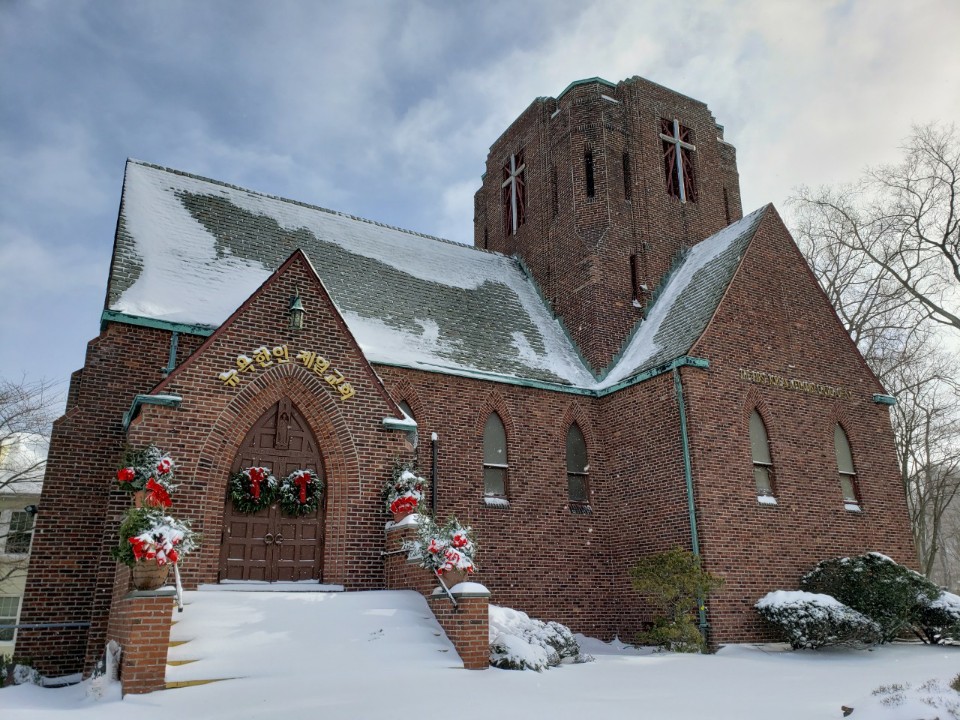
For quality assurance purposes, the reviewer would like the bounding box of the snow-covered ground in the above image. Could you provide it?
[1,588,956,719]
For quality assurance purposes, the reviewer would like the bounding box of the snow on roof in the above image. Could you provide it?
[108,161,765,392]
[598,206,767,388]
[109,161,594,387]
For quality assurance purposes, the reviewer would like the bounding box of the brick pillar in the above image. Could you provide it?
[384,519,434,596]
[428,586,491,670]
[105,587,175,695]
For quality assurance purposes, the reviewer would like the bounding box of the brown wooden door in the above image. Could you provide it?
[219,399,325,582]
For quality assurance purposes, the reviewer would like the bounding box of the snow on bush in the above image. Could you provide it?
[488,605,592,671]
[756,590,882,649]
[916,590,960,644]
[864,677,960,719]
[800,552,939,643]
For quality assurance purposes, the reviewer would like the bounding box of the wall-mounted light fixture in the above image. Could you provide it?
[288,291,305,330]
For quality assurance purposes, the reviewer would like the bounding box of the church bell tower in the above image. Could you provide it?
[473,76,743,373]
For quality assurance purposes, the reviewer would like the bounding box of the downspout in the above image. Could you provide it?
[162,331,180,377]
[673,368,708,636]
[431,432,438,514]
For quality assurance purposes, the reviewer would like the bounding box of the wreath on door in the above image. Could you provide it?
[228,466,278,514]
[279,469,324,516]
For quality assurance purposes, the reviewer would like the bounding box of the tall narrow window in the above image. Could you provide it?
[3,510,34,554]
[659,118,697,202]
[483,413,508,497]
[551,165,559,216]
[584,150,595,198]
[501,151,526,236]
[398,400,418,450]
[567,423,590,511]
[622,152,632,200]
[0,596,20,642]
[630,254,640,302]
[723,187,731,224]
[749,411,775,500]
[835,425,860,507]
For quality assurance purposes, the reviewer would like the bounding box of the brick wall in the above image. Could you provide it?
[683,210,917,643]
[428,592,490,670]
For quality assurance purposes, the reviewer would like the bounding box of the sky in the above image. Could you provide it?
[2,0,959,411]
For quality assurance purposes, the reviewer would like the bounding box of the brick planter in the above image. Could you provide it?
[428,585,491,670]
[105,586,176,695]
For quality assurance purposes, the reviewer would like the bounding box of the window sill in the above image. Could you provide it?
[569,504,593,515]
[756,495,778,506]
[483,496,510,509]
[844,503,862,513]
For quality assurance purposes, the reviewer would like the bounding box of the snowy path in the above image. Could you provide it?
[1,589,956,719]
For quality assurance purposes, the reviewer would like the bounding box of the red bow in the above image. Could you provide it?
[248,468,265,499]
[295,471,310,504]
[145,478,172,508]
[117,467,135,483]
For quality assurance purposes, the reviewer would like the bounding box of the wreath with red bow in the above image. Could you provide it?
[228,466,278,514]
[279,469,323,517]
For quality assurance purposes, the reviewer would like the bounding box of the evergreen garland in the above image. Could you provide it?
[228,467,278,514]
[279,469,323,516]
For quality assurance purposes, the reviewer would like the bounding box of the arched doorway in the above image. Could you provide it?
[219,398,325,582]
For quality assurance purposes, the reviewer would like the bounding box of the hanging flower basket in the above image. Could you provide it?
[115,446,177,508]
[228,466,278,514]
[403,515,477,586]
[131,560,170,591]
[382,464,429,521]
[279,469,323,517]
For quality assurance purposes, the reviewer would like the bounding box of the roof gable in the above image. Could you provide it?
[599,206,768,387]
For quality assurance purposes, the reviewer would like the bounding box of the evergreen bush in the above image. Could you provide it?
[799,553,940,643]
[630,547,724,653]
[915,590,960,645]
[755,590,882,649]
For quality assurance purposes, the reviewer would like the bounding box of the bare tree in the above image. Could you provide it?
[793,123,960,333]
[0,377,54,585]
[790,122,960,582]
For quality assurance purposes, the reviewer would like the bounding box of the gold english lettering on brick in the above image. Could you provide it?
[737,367,852,400]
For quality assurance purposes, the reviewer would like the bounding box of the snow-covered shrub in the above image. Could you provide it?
[916,590,960,644]
[800,552,939,643]
[0,657,40,687]
[489,605,592,671]
[755,590,882,649]
[869,678,960,719]
[629,547,724,653]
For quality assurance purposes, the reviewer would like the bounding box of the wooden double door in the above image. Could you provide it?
[219,399,326,582]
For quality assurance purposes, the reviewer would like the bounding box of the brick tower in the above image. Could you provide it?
[473,76,743,373]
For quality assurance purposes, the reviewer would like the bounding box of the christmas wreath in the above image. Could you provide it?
[279,469,323,516]
[228,466,277,514]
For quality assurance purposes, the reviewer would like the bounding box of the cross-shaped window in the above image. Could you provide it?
[501,151,526,236]
[660,118,697,203]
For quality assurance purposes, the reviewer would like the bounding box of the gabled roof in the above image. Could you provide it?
[108,161,595,387]
[599,206,768,387]
[106,160,767,394]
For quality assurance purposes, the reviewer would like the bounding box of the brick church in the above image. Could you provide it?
[20,75,916,675]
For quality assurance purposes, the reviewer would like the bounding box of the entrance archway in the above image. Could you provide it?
[219,398,325,582]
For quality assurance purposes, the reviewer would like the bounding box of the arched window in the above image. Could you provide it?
[398,400,418,449]
[567,423,590,510]
[749,411,775,499]
[483,413,508,497]
[834,425,859,507]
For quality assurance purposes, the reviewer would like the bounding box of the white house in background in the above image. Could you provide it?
[0,433,46,657]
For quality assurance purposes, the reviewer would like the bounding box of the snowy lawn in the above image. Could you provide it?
[1,589,956,719]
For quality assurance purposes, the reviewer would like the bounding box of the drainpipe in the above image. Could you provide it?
[431,432,438,514]
[162,331,180,377]
[673,368,708,636]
